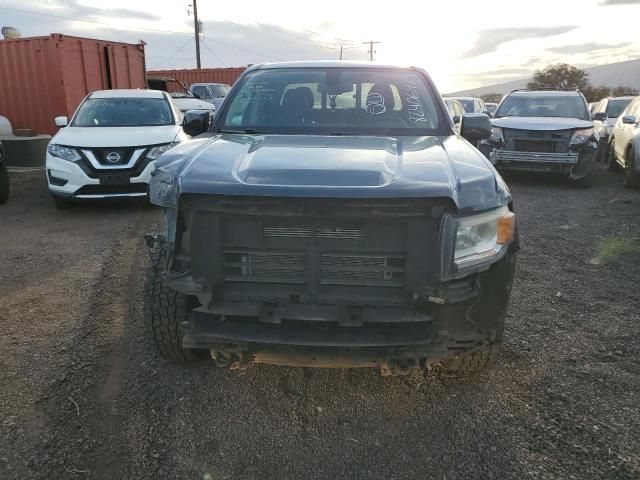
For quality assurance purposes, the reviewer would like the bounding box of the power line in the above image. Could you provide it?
[253,22,357,48]
[1,5,285,62]
[225,20,342,51]
[0,5,192,35]
[148,37,193,69]
[200,39,228,67]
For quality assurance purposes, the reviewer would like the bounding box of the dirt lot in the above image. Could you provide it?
[1,166,639,479]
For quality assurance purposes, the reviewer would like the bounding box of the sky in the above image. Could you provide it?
[1,0,639,92]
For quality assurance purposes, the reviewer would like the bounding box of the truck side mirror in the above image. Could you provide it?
[183,110,210,137]
[593,112,608,121]
[460,114,492,143]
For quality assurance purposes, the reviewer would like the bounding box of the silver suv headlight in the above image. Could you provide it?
[48,144,81,162]
[570,127,595,145]
[454,206,515,268]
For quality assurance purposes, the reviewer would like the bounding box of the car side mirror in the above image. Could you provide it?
[54,116,68,127]
[183,110,210,136]
[622,114,637,124]
[460,113,492,142]
[593,112,608,121]
[452,115,461,124]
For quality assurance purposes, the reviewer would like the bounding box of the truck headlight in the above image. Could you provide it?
[48,144,81,162]
[454,206,515,268]
[147,142,179,160]
[149,169,178,208]
[570,127,595,145]
[490,127,503,143]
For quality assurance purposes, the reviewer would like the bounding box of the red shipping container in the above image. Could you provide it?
[147,67,247,92]
[0,33,147,135]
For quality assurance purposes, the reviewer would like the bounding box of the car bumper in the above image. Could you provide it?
[46,154,155,199]
[492,143,596,180]
[180,250,517,369]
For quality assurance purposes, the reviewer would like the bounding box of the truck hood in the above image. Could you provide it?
[51,125,182,148]
[157,134,508,211]
[492,116,593,131]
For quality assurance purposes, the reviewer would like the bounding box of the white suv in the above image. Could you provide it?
[46,89,188,208]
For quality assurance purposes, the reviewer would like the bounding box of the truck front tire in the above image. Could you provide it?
[144,247,208,362]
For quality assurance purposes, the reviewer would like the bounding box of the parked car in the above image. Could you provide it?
[607,95,640,188]
[190,83,231,109]
[443,97,465,133]
[485,102,498,116]
[449,96,489,115]
[0,141,9,204]
[170,92,217,115]
[46,89,189,208]
[145,61,519,376]
[487,89,597,186]
[591,96,634,161]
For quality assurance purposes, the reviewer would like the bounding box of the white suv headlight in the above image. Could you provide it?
[454,206,515,268]
[48,144,81,162]
[147,142,179,160]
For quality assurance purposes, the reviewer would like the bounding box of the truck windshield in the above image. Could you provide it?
[71,98,174,127]
[495,95,589,120]
[219,68,445,136]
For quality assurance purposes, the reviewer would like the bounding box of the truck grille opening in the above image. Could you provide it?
[320,254,405,286]
[224,250,306,283]
[223,249,406,287]
[504,129,572,154]
[264,226,364,240]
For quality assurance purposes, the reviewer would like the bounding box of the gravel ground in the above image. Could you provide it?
[1,166,639,479]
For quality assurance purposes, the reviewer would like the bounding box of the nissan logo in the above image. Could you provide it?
[106,152,121,164]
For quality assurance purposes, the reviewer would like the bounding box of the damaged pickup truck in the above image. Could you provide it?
[145,61,519,375]
[486,89,598,187]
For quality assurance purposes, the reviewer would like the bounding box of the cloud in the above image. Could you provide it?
[547,42,631,54]
[599,0,640,5]
[57,0,161,21]
[461,25,578,58]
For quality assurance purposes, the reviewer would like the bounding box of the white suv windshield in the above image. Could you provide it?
[495,95,589,120]
[219,68,445,136]
[71,98,174,127]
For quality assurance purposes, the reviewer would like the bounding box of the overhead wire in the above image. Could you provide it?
[200,39,228,67]
[148,37,194,69]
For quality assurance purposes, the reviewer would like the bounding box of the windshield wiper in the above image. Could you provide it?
[219,128,262,134]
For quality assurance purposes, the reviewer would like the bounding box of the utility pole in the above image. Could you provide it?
[192,0,201,68]
[362,40,380,61]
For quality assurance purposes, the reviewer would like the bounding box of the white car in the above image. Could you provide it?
[608,95,640,188]
[46,89,188,208]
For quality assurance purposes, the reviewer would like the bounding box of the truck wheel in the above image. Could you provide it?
[623,147,640,189]
[0,163,9,204]
[144,246,208,362]
[440,342,502,374]
[607,139,620,172]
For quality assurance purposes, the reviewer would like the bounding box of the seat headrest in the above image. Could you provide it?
[365,84,395,115]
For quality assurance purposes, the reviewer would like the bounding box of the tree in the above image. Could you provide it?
[526,63,589,90]
[611,86,639,97]
[582,85,611,103]
[480,93,503,104]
